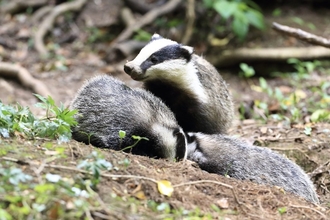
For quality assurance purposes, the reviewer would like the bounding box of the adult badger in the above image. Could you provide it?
[70,75,187,160]
[124,34,234,134]
[186,132,319,204]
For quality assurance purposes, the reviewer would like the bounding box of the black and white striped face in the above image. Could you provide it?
[124,34,194,81]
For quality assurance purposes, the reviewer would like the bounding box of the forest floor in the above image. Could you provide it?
[0,1,330,219]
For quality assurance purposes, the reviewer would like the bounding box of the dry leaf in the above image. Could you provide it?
[157,180,174,197]
[134,191,146,200]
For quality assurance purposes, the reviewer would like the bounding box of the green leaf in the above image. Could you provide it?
[245,10,264,30]
[232,14,249,41]
[213,1,237,19]
[119,130,126,139]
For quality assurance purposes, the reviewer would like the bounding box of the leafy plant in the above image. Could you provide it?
[77,151,112,187]
[0,95,77,142]
[203,0,265,41]
[239,63,255,78]
[118,130,149,152]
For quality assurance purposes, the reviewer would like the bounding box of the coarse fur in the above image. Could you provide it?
[186,133,319,204]
[124,34,234,134]
[70,75,187,160]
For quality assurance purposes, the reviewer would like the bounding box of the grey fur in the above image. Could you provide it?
[124,35,234,134]
[70,75,187,160]
[186,133,319,204]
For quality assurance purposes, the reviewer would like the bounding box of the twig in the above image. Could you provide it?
[181,0,195,45]
[290,204,327,219]
[0,156,158,183]
[0,61,52,98]
[34,0,87,56]
[109,0,182,47]
[272,22,330,48]
[173,180,242,205]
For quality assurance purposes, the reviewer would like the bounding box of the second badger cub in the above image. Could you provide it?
[70,75,187,160]
[186,133,319,204]
[124,34,234,134]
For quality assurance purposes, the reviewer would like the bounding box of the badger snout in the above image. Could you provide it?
[124,62,145,80]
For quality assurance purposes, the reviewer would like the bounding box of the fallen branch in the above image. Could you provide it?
[272,22,330,48]
[110,0,182,47]
[0,62,52,97]
[34,0,87,56]
[209,46,330,67]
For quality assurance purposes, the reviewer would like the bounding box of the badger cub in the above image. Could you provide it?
[70,75,187,160]
[124,34,234,134]
[186,133,319,204]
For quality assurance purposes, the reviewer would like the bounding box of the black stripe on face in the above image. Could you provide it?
[140,44,192,73]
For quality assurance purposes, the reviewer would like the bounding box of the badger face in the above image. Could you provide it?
[151,123,187,160]
[124,34,194,81]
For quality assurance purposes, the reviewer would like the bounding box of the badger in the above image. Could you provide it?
[70,75,187,160]
[124,34,234,134]
[186,133,319,204]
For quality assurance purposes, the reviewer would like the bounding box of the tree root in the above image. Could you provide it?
[109,0,182,47]
[0,62,52,98]
[209,46,330,67]
[34,0,87,56]
[181,0,195,45]
[0,0,48,14]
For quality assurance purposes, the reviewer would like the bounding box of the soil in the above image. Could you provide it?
[0,1,330,219]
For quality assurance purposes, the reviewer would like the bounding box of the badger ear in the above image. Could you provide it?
[151,33,163,41]
[181,45,194,54]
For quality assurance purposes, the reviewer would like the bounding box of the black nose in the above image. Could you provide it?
[124,64,132,74]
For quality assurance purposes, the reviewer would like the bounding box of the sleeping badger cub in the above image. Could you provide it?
[186,133,319,204]
[70,75,187,160]
[124,34,234,134]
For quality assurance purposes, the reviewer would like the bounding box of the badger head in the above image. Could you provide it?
[124,34,194,81]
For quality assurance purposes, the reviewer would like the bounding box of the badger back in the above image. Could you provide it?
[70,75,187,160]
[186,133,319,204]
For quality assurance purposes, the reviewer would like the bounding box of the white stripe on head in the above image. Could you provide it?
[146,60,209,102]
[132,38,178,65]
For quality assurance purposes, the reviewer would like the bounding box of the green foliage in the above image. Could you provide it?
[287,58,321,80]
[147,200,213,219]
[120,131,149,152]
[0,95,77,142]
[239,63,255,78]
[278,207,287,215]
[245,59,330,124]
[203,0,265,41]
[133,29,152,41]
[77,151,112,187]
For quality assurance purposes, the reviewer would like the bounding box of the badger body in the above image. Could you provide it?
[124,34,234,134]
[186,133,319,204]
[70,75,187,160]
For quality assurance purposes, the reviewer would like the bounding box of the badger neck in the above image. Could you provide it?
[146,61,208,103]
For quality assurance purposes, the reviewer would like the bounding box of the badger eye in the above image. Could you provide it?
[150,56,158,64]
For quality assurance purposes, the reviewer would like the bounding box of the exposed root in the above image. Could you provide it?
[34,0,87,56]
[109,0,182,47]
[0,0,48,14]
[181,0,195,45]
[0,62,52,98]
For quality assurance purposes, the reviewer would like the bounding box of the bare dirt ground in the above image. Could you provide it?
[0,1,330,219]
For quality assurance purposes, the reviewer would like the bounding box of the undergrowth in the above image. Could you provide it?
[239,59,330,125]
[0,95,77,143]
